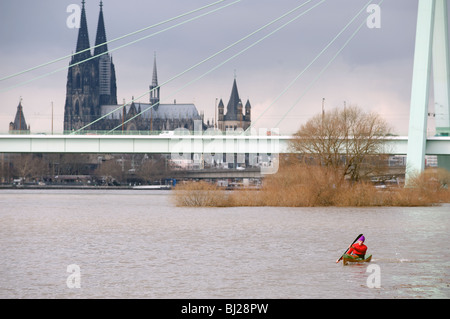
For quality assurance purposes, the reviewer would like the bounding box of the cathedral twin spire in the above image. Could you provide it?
[73,1,109,63]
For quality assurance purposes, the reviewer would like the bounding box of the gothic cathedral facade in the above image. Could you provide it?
[64,1,117,131]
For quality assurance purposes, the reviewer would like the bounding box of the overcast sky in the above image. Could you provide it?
[0,0,446,135]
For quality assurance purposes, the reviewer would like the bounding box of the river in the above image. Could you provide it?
[0,189,449,299]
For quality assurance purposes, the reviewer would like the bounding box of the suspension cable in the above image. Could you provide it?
[0,0,228,82]
[247,0,374,133]
[274,0,385,129]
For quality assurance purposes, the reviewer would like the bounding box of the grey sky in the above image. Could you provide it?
[0,0,444,134]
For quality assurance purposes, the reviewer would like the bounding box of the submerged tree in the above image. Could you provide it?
[290,105,391,182]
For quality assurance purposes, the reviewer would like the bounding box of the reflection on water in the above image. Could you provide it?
[0,189,449,298]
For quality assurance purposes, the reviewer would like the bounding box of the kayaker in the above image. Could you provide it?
[346,235,367,259]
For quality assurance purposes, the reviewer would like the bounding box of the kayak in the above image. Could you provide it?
[342,254,372,266]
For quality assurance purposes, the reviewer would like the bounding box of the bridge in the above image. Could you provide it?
[0,134,450,161]
[2,133,448,178]
[1,133,449,156]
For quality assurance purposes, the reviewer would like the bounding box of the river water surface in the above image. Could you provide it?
[0,189,449,299]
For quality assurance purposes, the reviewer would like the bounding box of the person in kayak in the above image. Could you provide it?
[346,235,367,259]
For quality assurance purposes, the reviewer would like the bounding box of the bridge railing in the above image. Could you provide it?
[61,129,281,136]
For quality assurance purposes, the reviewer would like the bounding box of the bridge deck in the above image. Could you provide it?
[0,134,449,155]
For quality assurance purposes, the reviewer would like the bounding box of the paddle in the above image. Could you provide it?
[336,233,363,263]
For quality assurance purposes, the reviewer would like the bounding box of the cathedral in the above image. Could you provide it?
[64,1,117,131]
[63,1,251,133]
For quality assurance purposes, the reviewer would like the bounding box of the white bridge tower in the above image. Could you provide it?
[407,0,450,181]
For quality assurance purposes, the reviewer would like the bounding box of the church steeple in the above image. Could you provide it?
[74,0,91,63]
[225,78,241,120]
[150,53,160,110]
[94,1,108,57]
[10,98,29,132]
[152,53,158,87]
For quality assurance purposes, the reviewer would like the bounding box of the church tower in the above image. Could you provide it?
[63,1,117,131]
[218,77,251,131]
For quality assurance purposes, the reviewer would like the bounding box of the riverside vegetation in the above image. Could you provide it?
[174,105,450,207]
[173,163,450,207]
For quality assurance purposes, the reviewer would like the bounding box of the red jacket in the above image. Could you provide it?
[347,243,367,257]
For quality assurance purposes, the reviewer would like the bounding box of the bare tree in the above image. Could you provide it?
[12,154,48,182]
[290,105,391,182]
[136,155,168,183]
[94,157,129,184]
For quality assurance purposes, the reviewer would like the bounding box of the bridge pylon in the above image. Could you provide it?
[406,0,450,183]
